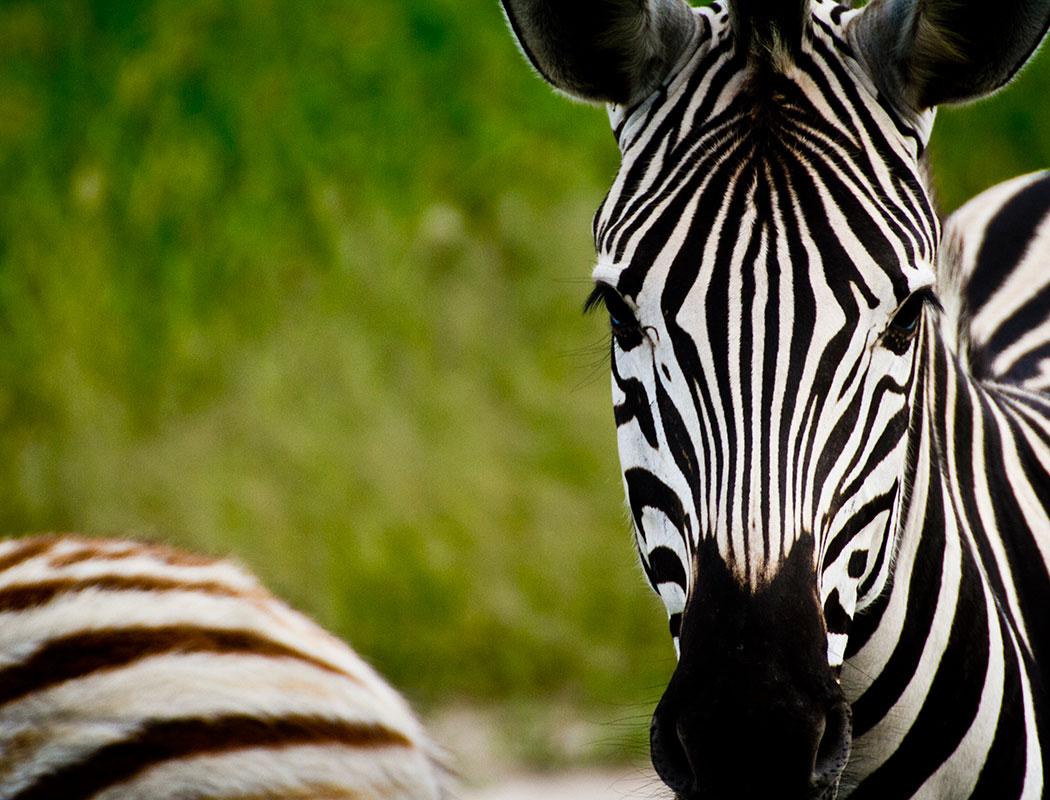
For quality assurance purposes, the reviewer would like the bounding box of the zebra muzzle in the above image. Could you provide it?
[650,536,851,800]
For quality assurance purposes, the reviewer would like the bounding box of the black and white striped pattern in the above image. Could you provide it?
[0,535,448,800]
[940,170,1050,394]
[502,0,1050,797]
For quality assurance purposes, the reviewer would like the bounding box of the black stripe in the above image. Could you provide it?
[736,179,765,571]
[823,487,895,571]
[624,468,689,550]
[850,479,946,737]
[0,576,255,614]
[766,155,815,545]
[601,41,739,260]
[967,173,1050,316]
[947,369,1012,635]
[11,714,412,800]
[648,545,689,594]
[612,352,659,449]
[654,365,703,555]
[978,396,1050,674]
[0,626,350,709]
[849,542,989,800]
[982,280,1050,383]
[970,623,1027,799]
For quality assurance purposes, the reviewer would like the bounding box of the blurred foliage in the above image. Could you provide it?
[931,51,1050,212]
[0,0,671,741]
[0,0,1048,763]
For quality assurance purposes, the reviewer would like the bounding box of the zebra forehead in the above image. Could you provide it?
[594,1,941,307]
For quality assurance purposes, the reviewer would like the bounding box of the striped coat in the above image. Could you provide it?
[0,536,447,800]
[501,0,1050,796]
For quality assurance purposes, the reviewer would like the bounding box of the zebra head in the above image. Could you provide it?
[503,0,1050,798]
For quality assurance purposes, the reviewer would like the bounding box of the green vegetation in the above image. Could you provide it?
[1,0,1049,764]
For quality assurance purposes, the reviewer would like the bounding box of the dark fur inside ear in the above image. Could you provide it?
[851,0,1050,110]
[501,0,698,105]
[729,0,809,58]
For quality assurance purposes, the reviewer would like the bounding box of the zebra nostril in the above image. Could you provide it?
[650,707,696,796]
[811,700,852,796]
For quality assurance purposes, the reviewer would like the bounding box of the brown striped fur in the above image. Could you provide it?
[0,536,449,800]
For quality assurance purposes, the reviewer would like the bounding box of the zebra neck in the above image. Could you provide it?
[843,424,1029,793]
[844,326,1050,759]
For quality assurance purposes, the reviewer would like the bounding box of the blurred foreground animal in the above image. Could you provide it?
[0,535,448,800]
[503,0,1050,797]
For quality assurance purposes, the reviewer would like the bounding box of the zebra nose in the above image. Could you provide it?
[811,700,852,797]
[649,701,695,796]
[651,536,853,798]
[650,693,852,799]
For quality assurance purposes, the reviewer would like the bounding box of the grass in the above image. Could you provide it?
[1,0,1049,765]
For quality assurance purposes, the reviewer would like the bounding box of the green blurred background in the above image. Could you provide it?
[1,0,1048,771]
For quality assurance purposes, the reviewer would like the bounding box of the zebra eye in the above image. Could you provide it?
[883,288,937,355]
[890,294,923,334]
[585,284,643,349]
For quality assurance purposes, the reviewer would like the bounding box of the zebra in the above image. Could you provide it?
[0,535,448,800]
[939,170,1050,397]
[502,0,1050,798]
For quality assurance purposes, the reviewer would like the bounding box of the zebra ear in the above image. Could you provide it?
[850,0,1050,110]
[500,0,698,106]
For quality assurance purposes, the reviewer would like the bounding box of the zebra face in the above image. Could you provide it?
[588,11,937,790]
[589,0,938,669]
[503,0,1050,796]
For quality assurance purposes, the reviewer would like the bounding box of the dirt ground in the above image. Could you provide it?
[461,768,665,800]
[431,706,665,799]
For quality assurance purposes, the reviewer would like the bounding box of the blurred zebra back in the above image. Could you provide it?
[0,535,448,800]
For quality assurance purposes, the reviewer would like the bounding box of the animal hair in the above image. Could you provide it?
[729,0,810,60]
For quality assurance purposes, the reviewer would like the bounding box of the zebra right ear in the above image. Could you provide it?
[850,0,1050,110]
[500,0,698,106]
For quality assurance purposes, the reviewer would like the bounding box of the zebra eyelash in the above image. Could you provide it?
[584,283,646,350]
[583,283,636,325]
[583,284,611,315]
[890,287,942,328]
[912,287,943,313]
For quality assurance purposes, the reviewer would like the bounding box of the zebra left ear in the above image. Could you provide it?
[500,0,698,106]
[849,0,1050,110]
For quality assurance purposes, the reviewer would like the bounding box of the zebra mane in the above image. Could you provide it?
[729,0,811,61]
